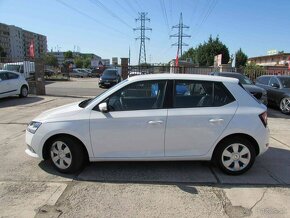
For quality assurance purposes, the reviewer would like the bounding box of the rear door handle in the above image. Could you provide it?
[209,118,224,123]
[148,120,163,124]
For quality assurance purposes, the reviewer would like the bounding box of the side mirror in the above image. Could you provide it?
[98,102,108,113]
[271,83,279,89]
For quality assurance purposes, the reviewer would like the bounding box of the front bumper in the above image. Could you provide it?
[99,80,118,87]
[25,129,43,159]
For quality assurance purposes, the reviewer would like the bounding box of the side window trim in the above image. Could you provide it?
[94,80,168,112]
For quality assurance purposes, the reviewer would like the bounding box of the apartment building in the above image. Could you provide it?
[0,22,47,60]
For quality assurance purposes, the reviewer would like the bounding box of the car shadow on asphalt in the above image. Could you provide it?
[0,96,44,108]
[38,147,290,187]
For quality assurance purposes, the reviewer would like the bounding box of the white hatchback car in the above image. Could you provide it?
[26,74,269,175]
[0,70,29,98]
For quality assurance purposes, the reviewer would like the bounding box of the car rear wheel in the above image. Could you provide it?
[49,136,85,173]
[215,137,256,175]
[19,85,28,98]
[279,97,290,114]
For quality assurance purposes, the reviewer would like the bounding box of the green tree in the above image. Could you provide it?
[64,50,73,59]
[44,54,58,67]
[244,62,265,80]
[74,57,83,68]
[182,35,230,67]
[235,48,248,68]
[83,58,91,68]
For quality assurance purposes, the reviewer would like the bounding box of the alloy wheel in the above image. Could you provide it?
[280,97,290,114]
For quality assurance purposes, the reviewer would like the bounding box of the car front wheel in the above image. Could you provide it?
[19,85,28,98]
[215,137,256,175]
[49,136,86,173]
[279,97,290,114]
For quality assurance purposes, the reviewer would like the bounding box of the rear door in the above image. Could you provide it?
[165,80,238,157]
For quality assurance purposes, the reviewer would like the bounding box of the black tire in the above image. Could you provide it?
[49,136,86,173]
[19,85,28,98]
[214,137,256,175]
[279,97,290,114]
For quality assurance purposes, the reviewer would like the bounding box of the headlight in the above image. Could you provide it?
[99,77,102,81]
[27,121,42,134]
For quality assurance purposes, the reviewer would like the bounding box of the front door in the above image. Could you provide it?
[90,80,167,158]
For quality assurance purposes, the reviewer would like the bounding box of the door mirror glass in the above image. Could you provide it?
[271,83,279,88]
[99,102,108,112]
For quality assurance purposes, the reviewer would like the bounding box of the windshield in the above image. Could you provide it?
[279,77,290,88]
[221,73,253,85]
[103,70,117,77]
[4,65,21,72]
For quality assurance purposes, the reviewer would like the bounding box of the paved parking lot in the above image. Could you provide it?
[0,82,290,217]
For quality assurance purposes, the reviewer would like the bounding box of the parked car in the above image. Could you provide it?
[0,70,29,98]
[210,72,268,105]
[26,74,269,175]
[255,75,290,114]
[69,68,89,78]
[99,69,121,88]
[44,69,54,77]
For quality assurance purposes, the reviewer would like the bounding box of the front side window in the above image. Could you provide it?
[0,73,8,81]
[173,80,235,108]
[279,77,290,88]
[105,80,167,111]
[7,72,19,80]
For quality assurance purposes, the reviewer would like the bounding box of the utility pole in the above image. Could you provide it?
[170,13,191,57]
[128,46,131,66]
[134,12,152,65]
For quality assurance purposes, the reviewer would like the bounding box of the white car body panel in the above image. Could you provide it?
[165,102,238,157]
[25,74,269,164]
[0,70,29,98]
[90,109,167,158]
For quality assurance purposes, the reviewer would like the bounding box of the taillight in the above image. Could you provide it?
[259,111,268,127]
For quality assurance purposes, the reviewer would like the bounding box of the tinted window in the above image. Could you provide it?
[269,77,279,86]
[256,76,270,85]
[0,73,8,81]
[103,70,117,77]
[173,80,235,108]
[7,72,19,79]
[105,80,167,111]
[279,77,290,88]
[220,73,253,85]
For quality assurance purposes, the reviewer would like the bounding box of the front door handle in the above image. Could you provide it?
[148,120,163,124]
[209,118,224,123]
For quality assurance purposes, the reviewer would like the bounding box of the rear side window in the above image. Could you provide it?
[7,72,19,80]
[173,80,235,108]
[257,76,270,85]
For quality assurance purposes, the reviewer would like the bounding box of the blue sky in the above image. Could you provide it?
[1,0,290,64]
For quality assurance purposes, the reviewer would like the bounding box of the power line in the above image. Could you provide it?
[159,0,170,35]
[133,12,152,64]
[90,0,133,29]
[55,0,130,38]
[170,13,191,57]
[113,0,136,18]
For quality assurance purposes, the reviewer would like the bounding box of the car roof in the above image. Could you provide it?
[127,73,239,83]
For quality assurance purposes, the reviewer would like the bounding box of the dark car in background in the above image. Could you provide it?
[99,68,121,88]
[255,75,290,114]
[210,72,268,105]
